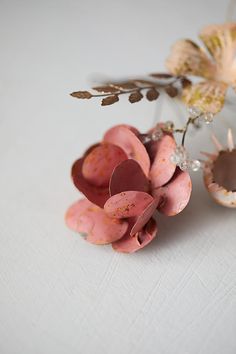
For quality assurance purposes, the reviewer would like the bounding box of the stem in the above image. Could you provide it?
[90,76,183,98]
[182,115,202,146]
[166,115,201,146]
[90,86,154,98]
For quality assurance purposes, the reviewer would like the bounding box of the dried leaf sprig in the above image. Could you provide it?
[70,73,191,106]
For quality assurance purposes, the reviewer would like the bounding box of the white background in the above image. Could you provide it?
[0,1,236,353]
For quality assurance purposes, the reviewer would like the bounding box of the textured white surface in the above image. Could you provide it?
[0,1,236,353]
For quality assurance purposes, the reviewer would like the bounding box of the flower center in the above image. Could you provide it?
[213,149,236,192]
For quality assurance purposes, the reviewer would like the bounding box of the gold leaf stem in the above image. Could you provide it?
[89,88,149,98]
[168,115,201,146]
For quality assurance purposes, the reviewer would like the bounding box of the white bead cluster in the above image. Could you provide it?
[170,145,201,172]
[187,106,214,124]
[151,128,163,141]
[151,121,175,140]
[169,106,213,171]
[141,121,174,144]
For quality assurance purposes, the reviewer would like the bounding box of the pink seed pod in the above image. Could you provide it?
[202,129,236,208]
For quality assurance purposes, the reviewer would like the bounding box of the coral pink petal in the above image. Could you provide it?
[65,199,128,244]
[109,159,149,196]
[86,210,128,244]
[104,191,154,219]
[65,198,94,232]
[124,125,140,135]
[103,125,150,176]
[150,134,176,189]
[105,124,140,136]
[155,168,192,216]
[82,143,127,187]
[130,196,160,235]
[72,158,109,208]
[112,218,157,253]
[84,143,100,157]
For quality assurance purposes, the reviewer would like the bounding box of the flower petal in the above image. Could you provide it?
[109,159,149,196]
[166,39,216,79]
[65,199,128,244]
[84,143,100,157]
[104,125,150,176]
[106,124,140,135]
[118,124,140,135]
[65,198,94,232]
[182,80,227,114]
[112,218,157,253]
[199,23,236,76]
[130,196,160,235]
[154,168,192,216]
[82,143,127,187]
[150,134,177,189]
[104,191,154,219]
[72,158,109,208]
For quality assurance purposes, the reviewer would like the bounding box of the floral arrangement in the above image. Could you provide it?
[66,23,236,253]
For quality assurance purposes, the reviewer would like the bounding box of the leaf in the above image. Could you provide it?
[134,80,154,87]
[92,85,119,93]
[165,85,178,97]
[150,73,173,79]
[146,88,160,101]
[129,91,143,103]
[101,95,119,106]
[70,91,92,99]
[111,82,138,90]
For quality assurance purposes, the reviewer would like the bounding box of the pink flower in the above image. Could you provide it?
[66,124,192,253]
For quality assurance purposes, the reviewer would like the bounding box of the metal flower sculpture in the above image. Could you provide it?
[65,125,192,253]
[66,22,236,253]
